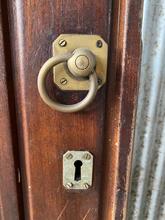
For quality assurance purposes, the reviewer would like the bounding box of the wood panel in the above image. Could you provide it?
[6,0,142,219]
[0,2,21,220]
[100,0,143,219]
[7,0,111,219]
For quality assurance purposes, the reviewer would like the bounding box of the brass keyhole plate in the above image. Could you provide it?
[63,151,93,190]
[53,34,108,91]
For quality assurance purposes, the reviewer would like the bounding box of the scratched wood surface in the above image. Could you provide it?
[6,0,142,219]
[100,1,143,219]
[7,0,110,219]
[0,2,22,220]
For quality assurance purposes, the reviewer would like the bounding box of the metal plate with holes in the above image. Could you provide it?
[63,151,93,190]
[53,34,108,90]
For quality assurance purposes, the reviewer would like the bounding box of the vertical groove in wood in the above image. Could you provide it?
[7,0,111,219]
[100,0,143,219]
[0,2,22,219]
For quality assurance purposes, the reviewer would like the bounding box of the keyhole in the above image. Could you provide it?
[74,160,83,181]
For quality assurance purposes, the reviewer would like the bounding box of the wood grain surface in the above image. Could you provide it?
[6,0,142,219]
[7,0,111,219]
[100,1,143,219]
[0,2,22,219]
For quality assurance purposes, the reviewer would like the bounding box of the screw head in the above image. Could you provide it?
[96,40,103,48]
[83,153,91,160]
[65,153,73,160]
[97,78,102,85]
[84,183,90,189]
[65,182,73,189]
[60,78,68,85]
[58,39,67,47]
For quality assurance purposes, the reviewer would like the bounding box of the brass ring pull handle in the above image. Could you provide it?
[37,49,98,113]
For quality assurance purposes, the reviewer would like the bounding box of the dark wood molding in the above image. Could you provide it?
[0,3,21,219]
[101,0,143,219]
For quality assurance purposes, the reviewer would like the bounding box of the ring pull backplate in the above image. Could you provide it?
[37,34,108,113]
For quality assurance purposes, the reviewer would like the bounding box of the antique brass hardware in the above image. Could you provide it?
[63,151,93,190]
[37,34,108,113]
[53,34,108,90]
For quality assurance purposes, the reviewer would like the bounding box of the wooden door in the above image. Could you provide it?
[0,0,142,219]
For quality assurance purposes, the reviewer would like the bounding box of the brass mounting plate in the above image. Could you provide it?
[53,34,108,91]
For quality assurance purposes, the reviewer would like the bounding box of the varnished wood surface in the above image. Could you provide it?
[7,0,111,219]
[0,3,20,220]
[100,0,143,219]
[6,0,142,219]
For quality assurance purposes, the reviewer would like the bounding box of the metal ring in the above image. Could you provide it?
[37,53,98,113]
